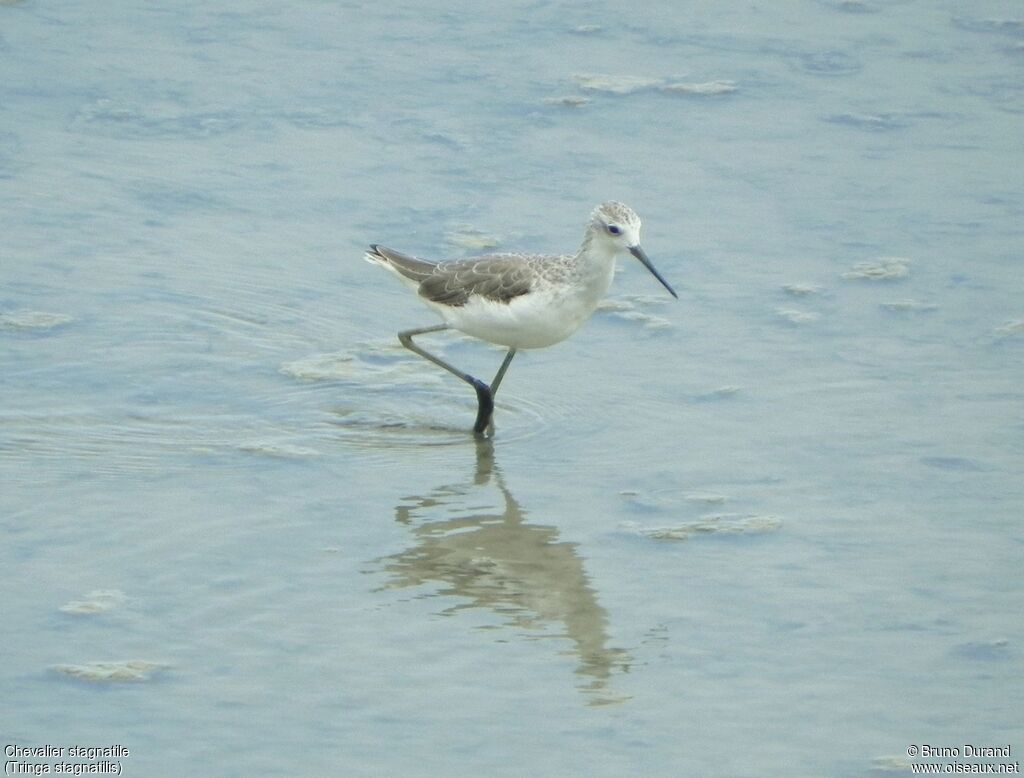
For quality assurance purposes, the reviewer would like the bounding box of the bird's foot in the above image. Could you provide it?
[471,379,494,436]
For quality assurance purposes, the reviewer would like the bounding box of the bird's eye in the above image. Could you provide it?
[607,225,621,235]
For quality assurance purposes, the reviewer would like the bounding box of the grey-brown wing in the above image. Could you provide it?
[419,255,536,307]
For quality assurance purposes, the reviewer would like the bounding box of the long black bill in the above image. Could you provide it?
[629,245,678,299]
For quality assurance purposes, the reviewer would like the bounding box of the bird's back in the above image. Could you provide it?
[367,246,567,308]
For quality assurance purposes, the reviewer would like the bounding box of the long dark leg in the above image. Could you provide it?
[398,324,494,434]
[477,348,516,434]
[490,349,517,396]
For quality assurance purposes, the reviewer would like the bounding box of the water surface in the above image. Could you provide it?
[2,1,1022,775]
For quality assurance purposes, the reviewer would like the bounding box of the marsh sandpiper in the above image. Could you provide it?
[365,201,677,435]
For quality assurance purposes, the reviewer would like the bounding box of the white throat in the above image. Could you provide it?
[572,228,620,304]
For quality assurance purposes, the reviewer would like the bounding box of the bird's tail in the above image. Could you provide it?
[363,244,437,283]
[363,244,390,266]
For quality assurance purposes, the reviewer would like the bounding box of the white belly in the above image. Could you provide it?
[431,287,600,350]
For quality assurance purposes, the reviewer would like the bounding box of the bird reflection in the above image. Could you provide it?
[376,438,631,703]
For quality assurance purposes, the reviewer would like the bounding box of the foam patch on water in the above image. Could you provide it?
[618,293,674,307]
[543,96,590,107]
[661,80,737,95]
[571,73,736,96]
[826,113,907,131]
[445,225,503,250]
[280,349,445,387]
[597,298,674,331]
[572,73,662,94]
[0,311,74,330]
[52,660,169,682]
[993,319,1024,339]
[693,385,742,402]
[871,755,915,772]
[782,283,824,296]
[880,299,937,313]
[842,257,911,280]
[59,590,127,615]
[612,310,673,330]
[626,514,782,540]
[685,492,728,504]
[776,308,820,324]
[235,441,321,458]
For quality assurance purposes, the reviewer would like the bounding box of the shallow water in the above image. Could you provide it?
[2,1,1022,776]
